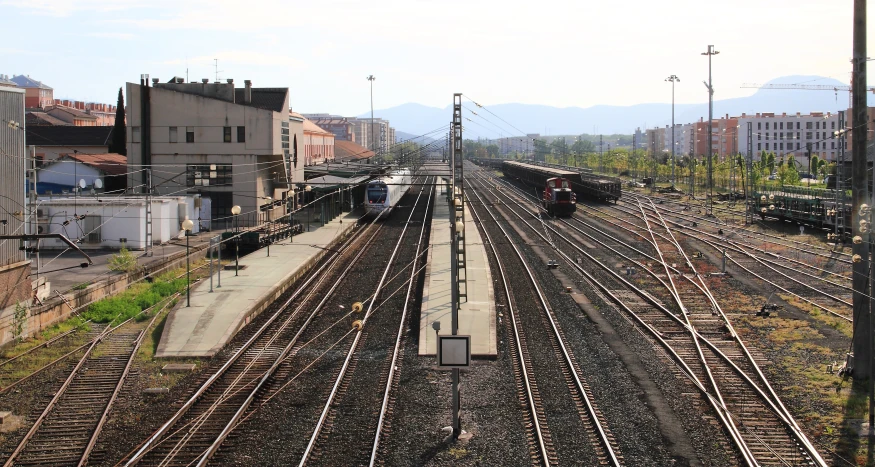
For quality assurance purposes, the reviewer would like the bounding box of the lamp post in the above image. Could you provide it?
[263,197,272,257]
[666,75,680,186]
[367,75,376,158]
[305,185,312,232]
[182,218,194,307]
[231,205,241,276]
[702,44,719,215]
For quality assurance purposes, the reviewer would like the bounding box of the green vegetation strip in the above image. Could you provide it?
[80,269,188,326]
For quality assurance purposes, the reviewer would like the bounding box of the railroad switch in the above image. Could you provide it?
[756,304,781,317]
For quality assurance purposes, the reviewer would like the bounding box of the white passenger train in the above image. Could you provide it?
[365,169,412,217]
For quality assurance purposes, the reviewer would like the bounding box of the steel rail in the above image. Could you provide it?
[298,175,431,466]
[476,171,827,466]
[78,297,175,466]
[368,176,435,465]
[633,198,758,467]
[468,173,621,466]
[466,180,553,466]
[3,294,177,467]
[195,201,398,466]
[124,221,370,466]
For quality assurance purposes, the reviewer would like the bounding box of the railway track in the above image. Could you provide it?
[121,218,379,466]
[1,297,172,466]
[468,167,622,466]
[476,168,827,466]
[584,198,853,321]
[299,176,433,466]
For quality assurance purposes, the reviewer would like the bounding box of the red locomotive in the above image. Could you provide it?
[542,177,577,217]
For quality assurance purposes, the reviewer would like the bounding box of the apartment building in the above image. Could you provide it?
[349,118,394,154]
[10,75,53,108]
[735,111,840,161]
[301,114,355,142]
[126,77,304,227]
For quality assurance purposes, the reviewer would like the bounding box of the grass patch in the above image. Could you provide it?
[72,282,90,291]
[79,265,196,326]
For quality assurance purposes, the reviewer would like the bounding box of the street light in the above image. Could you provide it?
[263,197,273,257]
[182,218,194,307]
[367,75,376,157]
[231,205,242,276]
[305,185,313,232]
[702,44,719,215]
[666,75,680,187]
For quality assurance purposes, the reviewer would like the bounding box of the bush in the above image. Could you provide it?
[108,247,139,273]
[135,290,162,311]
[83,296,140,324]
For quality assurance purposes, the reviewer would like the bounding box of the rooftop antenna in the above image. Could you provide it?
[214,58,223,83]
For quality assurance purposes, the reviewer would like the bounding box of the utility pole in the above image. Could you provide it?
[367,75,376,159]
[702,45,719,215]
[666,75,680,186]
[850,0,873,431]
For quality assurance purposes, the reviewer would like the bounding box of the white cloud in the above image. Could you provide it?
[82,32,136,40]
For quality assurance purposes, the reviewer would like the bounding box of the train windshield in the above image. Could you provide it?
[367,184,388,203]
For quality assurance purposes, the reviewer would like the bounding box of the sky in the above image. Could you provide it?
[1,0,872,117]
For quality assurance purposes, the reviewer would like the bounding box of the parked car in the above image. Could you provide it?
[768,172,777,180]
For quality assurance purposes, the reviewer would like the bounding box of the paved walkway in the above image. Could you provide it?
[419,182,496,357]
[156,212,359,358]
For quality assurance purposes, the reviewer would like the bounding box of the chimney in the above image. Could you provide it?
[226,78,234,84]
[244,80,252,103]
[152,78,159,85]
[202,78,209,84]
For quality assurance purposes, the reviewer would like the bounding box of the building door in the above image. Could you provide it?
[83,215,101,243]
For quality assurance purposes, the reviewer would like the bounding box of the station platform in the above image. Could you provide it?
[419,182,496,357]
[156,212,359,358]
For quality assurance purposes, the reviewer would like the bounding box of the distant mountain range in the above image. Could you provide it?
[366,76,873,137]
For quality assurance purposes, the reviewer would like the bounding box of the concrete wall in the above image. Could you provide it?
[0,86,30,313]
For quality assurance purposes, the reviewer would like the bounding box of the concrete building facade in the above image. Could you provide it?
[300,116,335,165]
[126,78,303,229]
[0,86,31,324]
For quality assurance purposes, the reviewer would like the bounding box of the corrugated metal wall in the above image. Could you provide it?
[0,88,26,267]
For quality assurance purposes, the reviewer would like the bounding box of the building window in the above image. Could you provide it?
[169,127,178,143]
[237,126,245,143]
[758,134,761,140]
[780,143,784,150]
[758,122,762,130]
[832,141,836,149]
[797,143,800,150]
[223,126,232,143]
[765,133,769,140]
[832,121,836,129]
[816,142,820,150]
[780,132,784,140]
[758,143,762,150]
[186,127,195,143]
[797,131,800,140]
[187,164,232,187]
[806,122,813,130]
[132,127,140,143]
[765,122,770,130]
[806,132,812,140]
[779,122,784,130]
[765,143,770,150]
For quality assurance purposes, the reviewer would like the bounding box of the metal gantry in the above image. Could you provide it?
[449,93,467,439]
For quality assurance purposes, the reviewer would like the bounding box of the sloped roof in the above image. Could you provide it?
[334,140,375,161]
[57,153,127,175]
[26,112,70,126]
[303,119,333,136]
[11,75,52,90]
[233,88,287,113]
[49,105,98,120]
[26,126,114,147]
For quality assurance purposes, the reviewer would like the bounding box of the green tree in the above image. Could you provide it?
[109,88,126,156]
